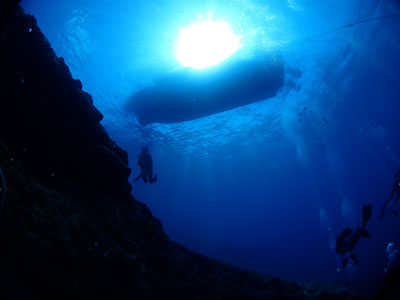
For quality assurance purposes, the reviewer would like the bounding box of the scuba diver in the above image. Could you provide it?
[335,204,372,269]
[133,147,157,184]
[379,170,400,219]
[377,242,400,299]
[384,242,399,276]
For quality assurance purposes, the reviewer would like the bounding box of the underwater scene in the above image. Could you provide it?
[20,0,400,296]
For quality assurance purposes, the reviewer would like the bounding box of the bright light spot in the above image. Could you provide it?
[175,20,241,69]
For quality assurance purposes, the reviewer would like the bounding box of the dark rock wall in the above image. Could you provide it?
[0,7,131,197]
[0,6,363,300]
[0,0,20,32]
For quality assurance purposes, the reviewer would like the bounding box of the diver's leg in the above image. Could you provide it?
[342,257,348,268]
[390,193,400,215]
[133,174,142,182]
[349,252,359,264]
[149,170,157,183]
[380,190,395,219]
[143,173,148,183]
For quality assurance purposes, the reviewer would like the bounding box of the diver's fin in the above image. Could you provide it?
[362,204,373,227]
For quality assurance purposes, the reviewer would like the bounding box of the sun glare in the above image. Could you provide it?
[175,20,241,69]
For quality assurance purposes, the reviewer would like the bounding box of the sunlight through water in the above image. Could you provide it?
[175,18,241,69]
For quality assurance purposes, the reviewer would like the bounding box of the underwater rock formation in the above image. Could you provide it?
[0,0,19,32]
[127,51,284,126]
[0,5,363,300]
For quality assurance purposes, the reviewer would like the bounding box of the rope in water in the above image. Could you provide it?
[302,13,400,42]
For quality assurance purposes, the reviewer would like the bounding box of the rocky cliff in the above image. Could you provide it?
[0,6,364,300]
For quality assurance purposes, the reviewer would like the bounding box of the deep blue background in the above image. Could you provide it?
[21,0,400,295]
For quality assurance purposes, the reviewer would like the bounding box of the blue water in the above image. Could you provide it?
[21,0,400,295]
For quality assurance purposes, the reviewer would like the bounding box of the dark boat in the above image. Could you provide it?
[127,52,284,126]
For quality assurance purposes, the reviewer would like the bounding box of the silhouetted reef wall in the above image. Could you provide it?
[0,6,364,300]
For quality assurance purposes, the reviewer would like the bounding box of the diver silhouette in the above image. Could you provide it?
[133,147,157,184]
[384,242,399,276]
[335,204,372,269]
[379,171,400,219]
